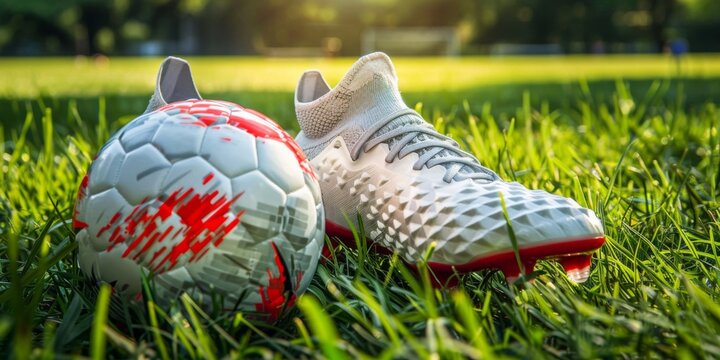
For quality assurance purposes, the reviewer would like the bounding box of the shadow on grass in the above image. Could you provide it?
[1,77,718,141]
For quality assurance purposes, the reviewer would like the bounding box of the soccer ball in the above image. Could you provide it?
[73,99,324,321]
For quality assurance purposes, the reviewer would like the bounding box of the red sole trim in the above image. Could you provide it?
[325,219,605,277]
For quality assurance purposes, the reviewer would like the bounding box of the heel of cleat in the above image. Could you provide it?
[557,254,593,283]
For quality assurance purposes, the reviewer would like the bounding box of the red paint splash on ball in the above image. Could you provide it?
[101,187,243,273]
[255,242,302,321]
[157,100,316,179]
[202,172,214,185]
[73,174,90,230]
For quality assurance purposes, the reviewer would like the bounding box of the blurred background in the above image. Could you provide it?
[0,0,718,136]
[0,0,717,57]
[3,4,720,360]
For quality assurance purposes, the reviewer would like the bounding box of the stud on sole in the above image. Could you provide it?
[499,258,538,283]
[557,254,593,283]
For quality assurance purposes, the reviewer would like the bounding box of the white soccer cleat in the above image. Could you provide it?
[293,52,605,285]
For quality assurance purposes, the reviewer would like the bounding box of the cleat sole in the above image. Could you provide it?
[325,220,605,286]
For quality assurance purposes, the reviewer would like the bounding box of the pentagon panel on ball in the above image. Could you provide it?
[73,57,324,322]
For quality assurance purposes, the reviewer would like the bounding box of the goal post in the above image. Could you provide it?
[362,27,460,56]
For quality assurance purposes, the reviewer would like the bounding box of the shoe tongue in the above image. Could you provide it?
[295,52,407,139]
[341,53,409,129]
[338,52,399,93]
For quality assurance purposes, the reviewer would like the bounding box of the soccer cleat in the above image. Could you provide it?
[145,56,203,112]
[294,52,605,285]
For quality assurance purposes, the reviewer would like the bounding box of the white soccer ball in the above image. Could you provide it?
[73,99,324,321]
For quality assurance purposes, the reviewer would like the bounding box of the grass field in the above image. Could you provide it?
[1,55,720,358]
[3,55,720,96]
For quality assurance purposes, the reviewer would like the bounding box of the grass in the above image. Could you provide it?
[1,56,720,358]
[2,55,719,136]
[2,55,720,97]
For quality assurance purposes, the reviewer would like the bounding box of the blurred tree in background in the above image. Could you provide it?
[464,0,686,53]
[0,0,717,56]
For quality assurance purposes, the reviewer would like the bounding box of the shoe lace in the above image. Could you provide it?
[350,108,498,183]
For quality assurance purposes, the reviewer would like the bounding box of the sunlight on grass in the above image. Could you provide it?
[1,55,720,97]
[0,60,719,357]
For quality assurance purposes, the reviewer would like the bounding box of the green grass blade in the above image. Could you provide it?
[91,284,112,360]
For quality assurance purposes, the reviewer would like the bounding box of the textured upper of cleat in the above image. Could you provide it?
[295,52,605,265]
[311,145,604,264]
